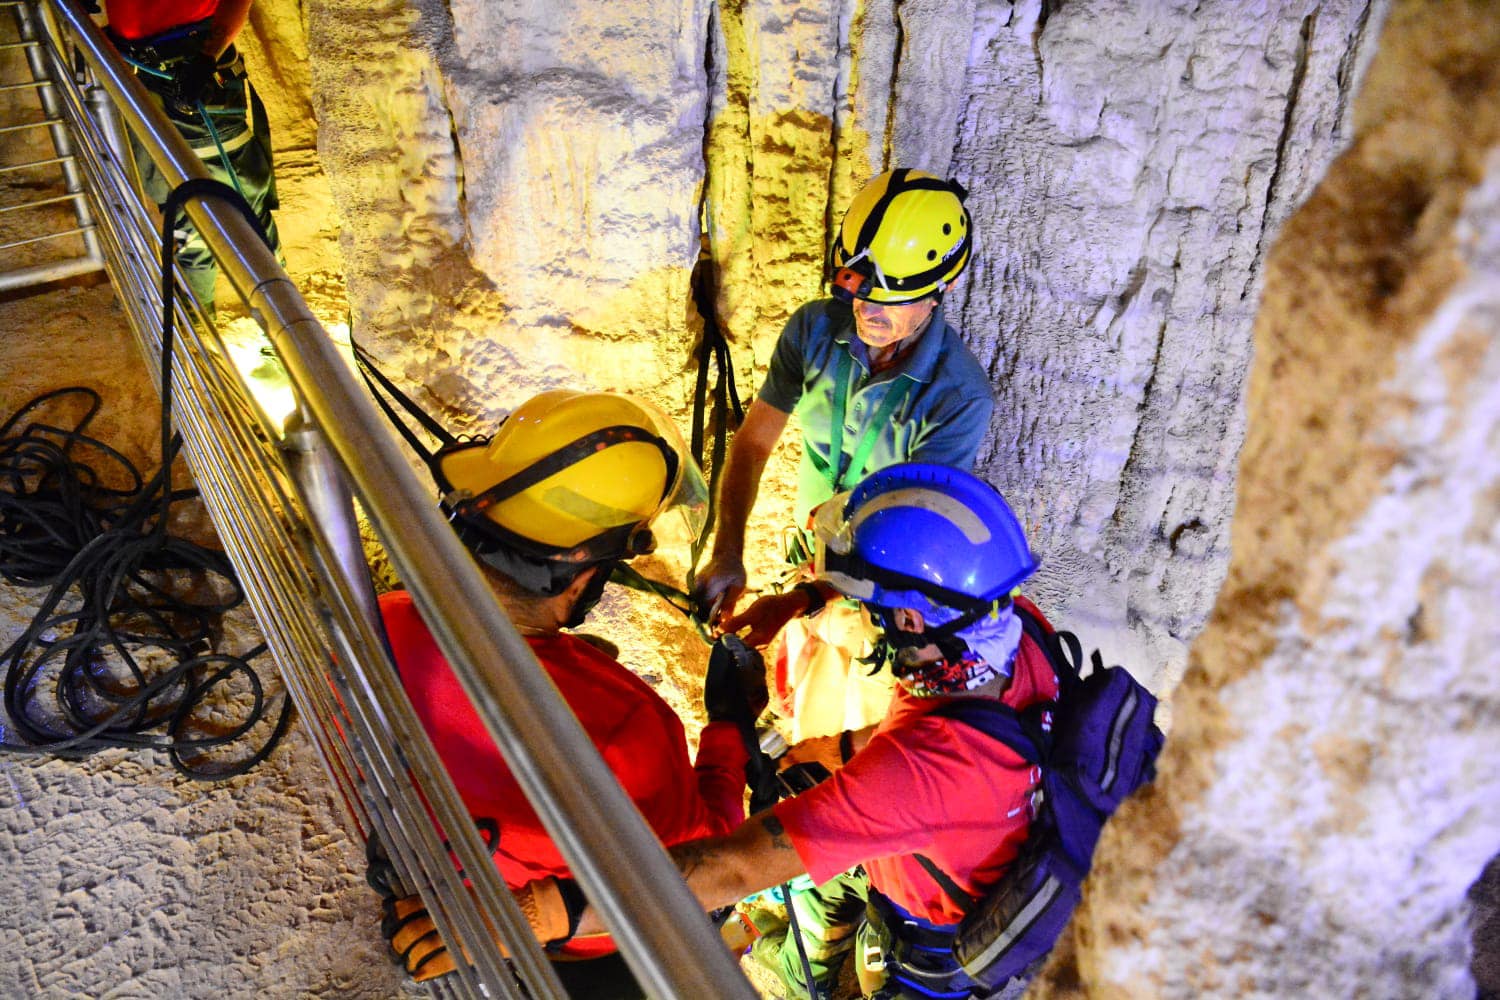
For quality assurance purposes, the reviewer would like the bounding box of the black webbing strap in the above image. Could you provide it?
[782,877,825,999]
[157,178,270,531]
[1014,602,1087,697]
[687,254,743,578]
[458,424,667,513]
[350,336,455,463]
[912,854,983,915]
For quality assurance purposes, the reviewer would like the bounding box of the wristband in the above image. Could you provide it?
[793,581,827,618]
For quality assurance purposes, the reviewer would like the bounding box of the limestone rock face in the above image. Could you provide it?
[950,1,1384,699]
[308,0,1381,697]
[1045,4,1500,997]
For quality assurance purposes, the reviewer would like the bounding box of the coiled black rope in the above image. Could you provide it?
[0,176,291,780]
[0,387,291,779]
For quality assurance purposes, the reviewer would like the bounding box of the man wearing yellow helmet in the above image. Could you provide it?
[376,390,753,994]
[693,168,996,743]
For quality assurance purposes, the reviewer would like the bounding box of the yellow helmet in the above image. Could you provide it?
[432,390,707,591]
[829,168,972,305]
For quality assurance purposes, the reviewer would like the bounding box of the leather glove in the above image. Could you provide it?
[169,51,219,115]
[780,733,848,774]
[382,878,578,982]
[704,635,769,727]
[384,894,453,982]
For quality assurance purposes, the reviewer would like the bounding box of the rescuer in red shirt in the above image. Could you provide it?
[492,463,1059,998]
[377,390,754,995]
[101,0,282,312]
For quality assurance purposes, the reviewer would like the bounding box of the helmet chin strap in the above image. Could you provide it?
[562,559,619,629]
[863,600,1018,697]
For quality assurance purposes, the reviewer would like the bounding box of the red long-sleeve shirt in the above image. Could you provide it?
[379,590,748,955]
[102,0,219,41]
[775,618,1059,925]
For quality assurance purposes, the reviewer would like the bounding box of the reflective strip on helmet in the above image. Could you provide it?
[458,425,672,515]
[848,487,993,544]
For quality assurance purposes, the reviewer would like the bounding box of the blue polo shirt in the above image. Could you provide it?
[758,298,994,521]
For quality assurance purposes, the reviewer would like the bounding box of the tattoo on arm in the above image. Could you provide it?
[672,839,713,878]
[760,813,792,850]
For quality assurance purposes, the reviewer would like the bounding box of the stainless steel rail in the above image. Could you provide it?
[27,1,757,997]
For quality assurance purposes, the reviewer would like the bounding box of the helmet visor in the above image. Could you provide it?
[623,396,709,553]
[811,491,874,599]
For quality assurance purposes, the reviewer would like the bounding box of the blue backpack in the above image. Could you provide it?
[915,601,1165,997]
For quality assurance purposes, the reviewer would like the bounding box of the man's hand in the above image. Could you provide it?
[383,895,454,982]
[719,589,812,648]
[779,734,846,773]
[704,635,769,727]
[690,551,747,625]
[380,879,578,982]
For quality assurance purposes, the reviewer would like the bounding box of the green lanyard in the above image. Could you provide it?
[825,346,912,493]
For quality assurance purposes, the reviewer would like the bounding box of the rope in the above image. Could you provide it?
[195,98,247,202]
[0,388,291,779]
[686,253,743,583]
[608,562,713,644]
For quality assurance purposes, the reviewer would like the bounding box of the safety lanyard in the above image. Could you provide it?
[825,346,912,492]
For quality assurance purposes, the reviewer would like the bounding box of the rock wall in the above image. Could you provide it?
[1043,3,1500,996]
[306,0,1382,701]
[950,2,1384,698]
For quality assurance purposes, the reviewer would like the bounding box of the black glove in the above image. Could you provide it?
[169,51,219,115]
[704,635,769,728]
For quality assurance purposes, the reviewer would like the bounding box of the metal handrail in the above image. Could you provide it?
[31,1,757,997]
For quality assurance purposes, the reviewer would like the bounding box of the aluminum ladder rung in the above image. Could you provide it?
[0,153,73,173]
[0,224,95,252]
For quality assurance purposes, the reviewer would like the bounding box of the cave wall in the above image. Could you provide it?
[306,0,1381,702]
[1044,4,1500,996]
[301,1,1499,996]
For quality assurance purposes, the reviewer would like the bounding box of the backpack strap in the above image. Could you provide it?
[1014,600,1086,696]
[929,697,1045,763]
[912,853,981,915]
[914,698,1048,915]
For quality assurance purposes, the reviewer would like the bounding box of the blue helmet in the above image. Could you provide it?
[813,463,1037,621]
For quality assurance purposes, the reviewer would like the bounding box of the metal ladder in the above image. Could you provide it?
[0,0,103,291]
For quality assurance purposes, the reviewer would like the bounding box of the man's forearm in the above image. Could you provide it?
[573,809,806,937]
[711,437,767,558]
